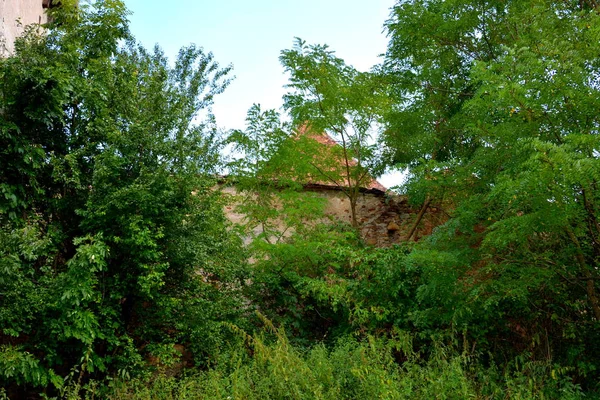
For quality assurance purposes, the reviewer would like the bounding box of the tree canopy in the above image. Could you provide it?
[383,0,600,381]
[2,0,600,397]
[0,0,247,393]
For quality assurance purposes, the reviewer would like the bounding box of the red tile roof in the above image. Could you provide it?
[295,125,387,193]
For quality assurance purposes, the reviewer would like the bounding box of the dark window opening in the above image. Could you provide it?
[42,0,60,9]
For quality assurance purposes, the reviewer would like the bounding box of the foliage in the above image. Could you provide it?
[280,38,389,227]
[3,0,600,397]
[0,0,246,395]
[384,0,600,388]
[226,104,327,245]
[248,234,422,342]
[105,326,584,400]
[225,6,600,391]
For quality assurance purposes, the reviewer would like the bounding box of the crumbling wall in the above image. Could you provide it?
[310,187,444,246]
[221,184,444,247]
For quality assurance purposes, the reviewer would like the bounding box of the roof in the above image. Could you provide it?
[295,125,387,193]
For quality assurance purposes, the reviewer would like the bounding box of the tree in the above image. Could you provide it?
[384,0,600,382]
[382,0,518,239]
[0,0,246,393]
[280,38,389,228]
[226,104,328,247]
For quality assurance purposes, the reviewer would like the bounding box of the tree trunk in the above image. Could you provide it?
[405,196,431,242]
[566,228,600,321]
[349,194,359,228]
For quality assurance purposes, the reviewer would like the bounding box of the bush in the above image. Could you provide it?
[0,1,247,395]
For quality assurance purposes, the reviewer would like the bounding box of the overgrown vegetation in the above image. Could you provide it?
[0,1,247,397]
[106,326,584,400]
[1,0,599,398]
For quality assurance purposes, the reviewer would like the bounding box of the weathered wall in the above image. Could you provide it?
[221,184,444,247]
[1,0,48,55]
[311,187,443,246]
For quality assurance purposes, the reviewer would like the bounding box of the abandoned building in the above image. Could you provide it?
[221,129,443,247]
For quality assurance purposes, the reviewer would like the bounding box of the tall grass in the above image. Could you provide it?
[101,326,583,400]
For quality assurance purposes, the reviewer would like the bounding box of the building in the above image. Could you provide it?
[221,178,443,248]
[221,128,444,247]
[0,0,55,55]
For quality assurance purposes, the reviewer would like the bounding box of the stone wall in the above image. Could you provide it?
[309,186,444,246]
[221,183,444,247]
[1,0,48,55]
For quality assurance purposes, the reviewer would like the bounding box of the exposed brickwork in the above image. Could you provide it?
[309,186,443,246]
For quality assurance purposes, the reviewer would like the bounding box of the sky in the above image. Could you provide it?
[124,0,401,187]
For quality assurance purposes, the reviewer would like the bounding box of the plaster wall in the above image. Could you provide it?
[1,0,48,55]
[221,185,444,247]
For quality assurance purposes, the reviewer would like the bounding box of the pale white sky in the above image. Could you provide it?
[124,0,403,188]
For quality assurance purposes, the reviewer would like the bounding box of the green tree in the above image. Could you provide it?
[384,0,600,383]
[226,104,326,245]
[280,38,389,227]
[0,0,246,393]
[383,0,517,239]
[227,105,373,341]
